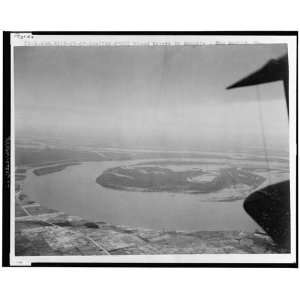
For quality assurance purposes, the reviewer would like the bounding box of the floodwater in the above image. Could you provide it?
[22,160,263,231]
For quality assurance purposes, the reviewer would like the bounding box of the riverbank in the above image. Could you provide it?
[33,162,81,176]
[16,198,284,255]
[15,166,286,256]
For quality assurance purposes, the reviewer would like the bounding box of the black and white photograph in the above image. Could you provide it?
[4,33,297,266]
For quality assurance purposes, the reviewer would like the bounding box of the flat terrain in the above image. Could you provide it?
[97,165,265,194]
[14,142,289,257]
[15,196,284,256]
[33,162,80,176]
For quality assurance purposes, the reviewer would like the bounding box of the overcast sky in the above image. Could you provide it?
[14,44,288,151]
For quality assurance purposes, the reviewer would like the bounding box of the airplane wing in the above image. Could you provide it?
[227,54,289,113]
[226,53,290,251]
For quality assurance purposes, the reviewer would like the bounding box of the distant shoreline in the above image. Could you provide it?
[33,162,81,176]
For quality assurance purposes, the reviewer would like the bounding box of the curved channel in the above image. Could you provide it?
[22,160,261,231]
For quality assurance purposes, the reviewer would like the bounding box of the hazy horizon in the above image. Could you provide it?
[14,44,289,152]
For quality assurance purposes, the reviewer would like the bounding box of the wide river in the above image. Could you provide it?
[22,160,261,232]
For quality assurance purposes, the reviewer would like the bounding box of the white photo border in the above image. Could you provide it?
[7,32,298,266]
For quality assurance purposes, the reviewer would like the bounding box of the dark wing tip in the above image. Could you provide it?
[226,54,288,91]
[226,83,237,90]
